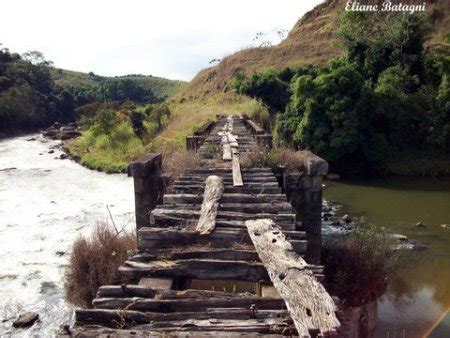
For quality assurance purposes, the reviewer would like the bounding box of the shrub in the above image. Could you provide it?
[240,148,275,168]
[162,150,200,184]
[272,148,305,172]
[322,223,402,306]
[246,100,271,131]
[65,223,136,307]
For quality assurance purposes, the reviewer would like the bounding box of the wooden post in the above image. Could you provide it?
[128,153,164,229]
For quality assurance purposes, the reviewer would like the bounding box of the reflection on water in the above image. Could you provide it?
[325,178,450,337]
[0,135,135,336]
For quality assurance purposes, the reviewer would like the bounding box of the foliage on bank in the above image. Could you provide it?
[66,102,172,172]
[233,13,450,175]
[0,47,180,134]
[0,49,75,132]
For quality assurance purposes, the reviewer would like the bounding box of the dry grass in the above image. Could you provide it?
[240,148,274,169]
[273,148,306,172]
[174,0,448,100]
[65,223,137,307]
[162,149,201,177]
[162,149,201,189]
[152,93,258,153]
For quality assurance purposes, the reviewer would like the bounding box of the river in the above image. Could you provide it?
[325,178,450,337]
[0,135,134,337]
[1,135,449,337]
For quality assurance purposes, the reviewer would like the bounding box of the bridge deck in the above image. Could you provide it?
[66,115,339,337]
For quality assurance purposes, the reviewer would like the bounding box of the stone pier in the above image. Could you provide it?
[128,153,164,229]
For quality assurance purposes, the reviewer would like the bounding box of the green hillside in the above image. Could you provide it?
[50,68,186,100]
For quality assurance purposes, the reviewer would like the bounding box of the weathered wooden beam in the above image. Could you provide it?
[119,259,271,282]
[75,308,291,327]
[196,175,224,235]
[163,193,287,205]
[245,219,340,337]
[232,150,243,187]
[97,285,157,298]
[93,295,286,312]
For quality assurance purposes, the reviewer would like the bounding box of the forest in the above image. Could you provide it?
[0,49,160,134]
[234,13,450,175]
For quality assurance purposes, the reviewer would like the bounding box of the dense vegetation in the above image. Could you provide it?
[0,48,183,134]
[67,101,173,172]
[0,49,75,132]
[234,13,450,175]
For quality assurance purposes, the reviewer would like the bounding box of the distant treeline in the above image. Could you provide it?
[0,49,159,133]
[234,13,450,175]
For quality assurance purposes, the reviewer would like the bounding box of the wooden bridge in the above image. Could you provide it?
[64,115,340,337]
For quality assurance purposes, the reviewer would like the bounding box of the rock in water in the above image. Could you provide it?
[341,214,351,222]
[59,153,68,159]
[390,234,408,241]
[326,173,341,180]
[416,221,426,227]
[440,224,450,229]
[12,312,39,328]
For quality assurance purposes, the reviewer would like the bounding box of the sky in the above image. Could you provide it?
[0,0,323,81]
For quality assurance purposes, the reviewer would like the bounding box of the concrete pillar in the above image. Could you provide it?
[128,153,164,229]
[186,135,204,151]
[282,150,328,236]
[256,134,273,150]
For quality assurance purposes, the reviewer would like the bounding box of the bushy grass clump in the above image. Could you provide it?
[65,223,136,307]
[323,223,403,306]
[67,122,147,172]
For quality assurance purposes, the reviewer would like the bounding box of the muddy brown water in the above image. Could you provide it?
[324,178,450,337]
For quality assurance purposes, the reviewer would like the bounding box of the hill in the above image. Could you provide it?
[178,0,450,100]
[51,68,186,100]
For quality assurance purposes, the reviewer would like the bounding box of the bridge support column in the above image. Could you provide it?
[128,153,164,229]
[281,151,328,263]
[186,136,204,151]
[256,134,273,150]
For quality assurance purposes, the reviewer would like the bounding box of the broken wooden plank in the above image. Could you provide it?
[196,175,224,235]
[245,219,340,337]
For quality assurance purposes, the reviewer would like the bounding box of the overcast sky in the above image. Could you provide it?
[1,0,323,81]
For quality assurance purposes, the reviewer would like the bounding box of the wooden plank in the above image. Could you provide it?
[97,285,157,298]
[232,151,243,187]
[93,295,286,312]
[130,248,260,262]
[163,193,287,205]
[245,219,340,337]
[119,259,271,282]
[197,175,224,235]
[138,277,173,290]
[223,142,232,161]
[75,308,291,326]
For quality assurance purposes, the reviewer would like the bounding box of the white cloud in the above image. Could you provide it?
[0,0,323,80]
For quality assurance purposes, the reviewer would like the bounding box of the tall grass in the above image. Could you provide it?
[323,223,403,306]
[65,223,136,307]
[67,121,148,172]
